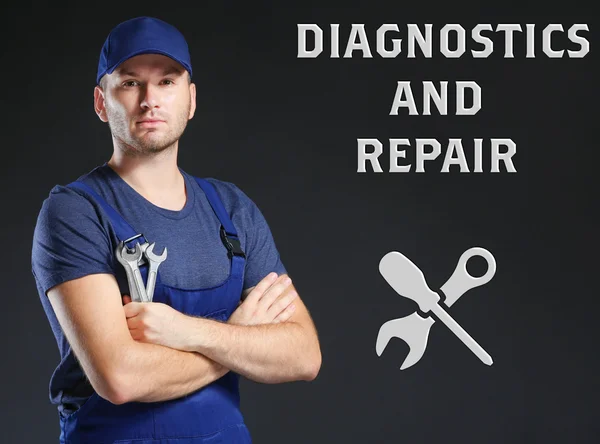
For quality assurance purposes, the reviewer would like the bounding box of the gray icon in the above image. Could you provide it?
[376,247,496,369]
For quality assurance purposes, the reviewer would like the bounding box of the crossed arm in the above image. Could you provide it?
[47,272,321,405]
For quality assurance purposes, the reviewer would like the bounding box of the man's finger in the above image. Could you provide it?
[260,276,292,306]
[126,317,141,330]
[268,285,298,314]
[245,272,278,303]
[273,303,296,323]
[122,295,132,305]
[123,302,143,318]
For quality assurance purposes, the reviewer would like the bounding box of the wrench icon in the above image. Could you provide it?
[376,247,496,369]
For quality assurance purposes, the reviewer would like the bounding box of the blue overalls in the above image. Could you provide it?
[62,177,252,444]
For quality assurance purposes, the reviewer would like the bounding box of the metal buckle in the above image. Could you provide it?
[123,233,145,249]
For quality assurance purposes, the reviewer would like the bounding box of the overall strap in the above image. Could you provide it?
[66,181,149,248]
[194,177,246,260]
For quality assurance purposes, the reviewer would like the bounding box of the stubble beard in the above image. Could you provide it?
[106,100,191,157]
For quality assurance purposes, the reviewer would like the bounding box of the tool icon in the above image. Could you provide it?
[376,247,496,369]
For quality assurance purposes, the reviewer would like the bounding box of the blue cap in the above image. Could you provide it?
[97,16,192,85]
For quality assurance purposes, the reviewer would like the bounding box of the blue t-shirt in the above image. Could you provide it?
[31,163,286,414]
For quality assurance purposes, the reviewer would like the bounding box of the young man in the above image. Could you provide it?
[31,16,321,443]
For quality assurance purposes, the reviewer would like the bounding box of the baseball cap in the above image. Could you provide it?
[96,16,193,85]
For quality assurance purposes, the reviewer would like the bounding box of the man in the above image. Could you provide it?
[31,16,321,443]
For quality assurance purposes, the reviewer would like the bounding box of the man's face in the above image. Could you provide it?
[95,54,196,155]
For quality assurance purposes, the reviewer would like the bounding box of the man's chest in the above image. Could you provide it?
[107,203,238,291]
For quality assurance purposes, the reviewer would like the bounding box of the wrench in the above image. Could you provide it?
[119,243,149,303]
[144,242,167,302]
[377,248,495,368]
[115,242,142,303]
[137,241,149,266]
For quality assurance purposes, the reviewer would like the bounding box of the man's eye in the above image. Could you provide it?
[123,80,139,87]
[162,79,174,85]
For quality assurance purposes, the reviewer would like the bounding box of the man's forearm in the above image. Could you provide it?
[182,317,318,384]
[114,340,229,403]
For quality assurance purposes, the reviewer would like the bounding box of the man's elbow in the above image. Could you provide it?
[299,326,322,381]
[91,370,132,405]
[303,350,322,381]
[88,358,137,405]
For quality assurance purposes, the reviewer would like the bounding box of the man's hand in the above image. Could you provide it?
[228,273,297,326]
[122,297,190,351]
[121,272,297,350]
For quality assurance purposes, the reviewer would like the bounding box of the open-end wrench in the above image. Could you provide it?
[120,243,149,303]
[116,242,142,303]
[144,242,167,302]
[376,248,496,369]
[120,234,150,266]
[378,249,494,367]
[137,242,149,266]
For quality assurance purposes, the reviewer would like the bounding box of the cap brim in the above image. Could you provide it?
[100,48,192,83]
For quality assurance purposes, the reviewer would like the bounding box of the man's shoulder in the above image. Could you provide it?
[204,177,246,199]
[185,173,255,210]
[36,165,109,219]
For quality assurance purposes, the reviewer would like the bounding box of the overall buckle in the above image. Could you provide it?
[220,226,246,258]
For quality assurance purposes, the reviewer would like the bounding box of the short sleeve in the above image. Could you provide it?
[31,186,115,295]
[208,180,287,290]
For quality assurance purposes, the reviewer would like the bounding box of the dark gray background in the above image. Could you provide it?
[2,4,597,443]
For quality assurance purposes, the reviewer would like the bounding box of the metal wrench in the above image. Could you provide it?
[115,242,142,303]
[144,242,167,302]
[119,243,149,303]
[137,241,149,266]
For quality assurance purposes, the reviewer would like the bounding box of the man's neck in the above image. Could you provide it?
[107,145,187,211]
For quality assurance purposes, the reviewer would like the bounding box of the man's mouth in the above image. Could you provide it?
[137,119,165,127]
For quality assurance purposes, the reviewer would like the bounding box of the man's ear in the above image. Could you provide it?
[94,85,108,122]
[188,82,196,120]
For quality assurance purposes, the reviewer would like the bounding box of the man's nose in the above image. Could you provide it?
[140,84,161,109]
